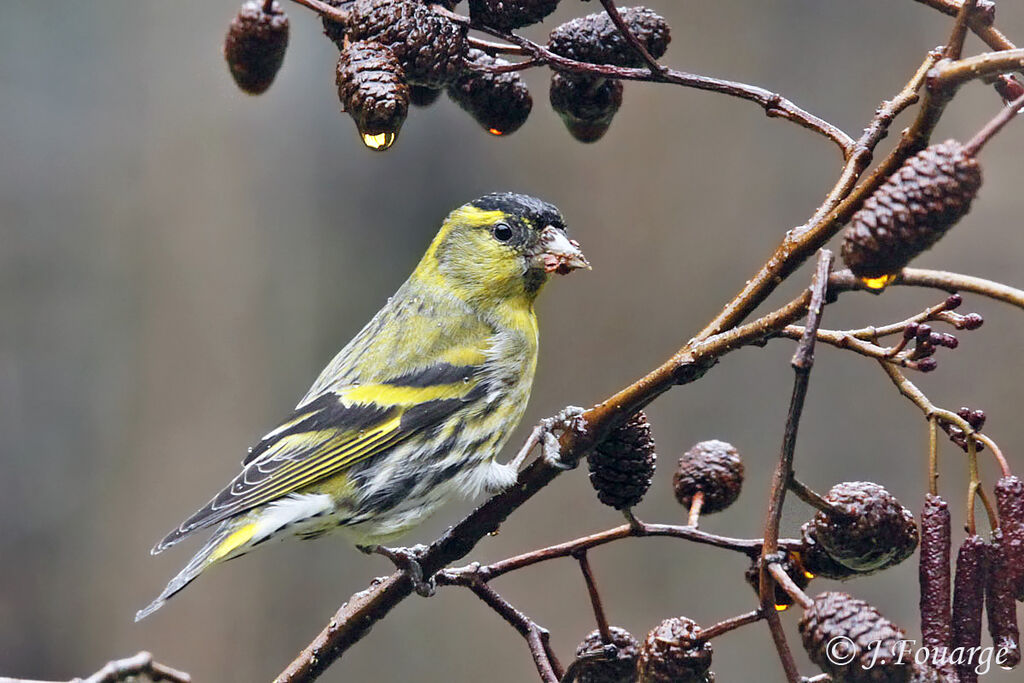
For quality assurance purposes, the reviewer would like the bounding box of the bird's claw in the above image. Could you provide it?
[539,405,585,471]
[358,544,435,597]
[506,406,586,473]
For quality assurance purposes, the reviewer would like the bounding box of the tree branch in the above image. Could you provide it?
[758,250,833,682]
[6,652,191,683]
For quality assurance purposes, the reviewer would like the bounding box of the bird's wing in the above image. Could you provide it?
[154,362,486,553]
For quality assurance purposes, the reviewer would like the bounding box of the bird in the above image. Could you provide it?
[136,192,589,620]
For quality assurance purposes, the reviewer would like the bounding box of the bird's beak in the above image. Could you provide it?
[536,225,591,275]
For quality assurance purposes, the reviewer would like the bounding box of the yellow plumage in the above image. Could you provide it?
[136,193,588,620]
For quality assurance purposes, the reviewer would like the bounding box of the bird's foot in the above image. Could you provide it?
[506,406,586,474]
[358,543,435,597]
[540,405,585,470]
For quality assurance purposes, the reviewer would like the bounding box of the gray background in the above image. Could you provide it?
[2,1,1023,680]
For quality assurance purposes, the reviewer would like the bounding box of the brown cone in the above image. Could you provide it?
[805,481,918,573]
[550,73,623,143]
[637,617,713,683]
[799,592,914,683]
[587,411,656,510]
[468,0,561,30]
[447,49,532,135]
[346,0,467,88]
[672,440,744,514]
[841,141,982,280]
[336,41,409,148]
[574,627,640,683]
[548,7,671,67]
[224,0,290,95]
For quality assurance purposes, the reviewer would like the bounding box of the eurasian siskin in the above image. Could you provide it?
[136,192,588,620]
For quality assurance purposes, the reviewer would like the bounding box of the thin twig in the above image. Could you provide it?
[596,0,665,73]
[768,563,814,610]
[963,92,1024,155]
[944,0,979,59]
[787,476,836,515]
[465,580,563,682]
[6,652,192,683]
[687,490,704,527]
[440,522,787,585]
[465,35,529,56]
[700,610,765,640]
[760,250,833,683]
[831,268,1024,311]
[575,552,612,643]
[913,0,1018,52]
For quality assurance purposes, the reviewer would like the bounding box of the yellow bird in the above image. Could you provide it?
[137,193,588,620]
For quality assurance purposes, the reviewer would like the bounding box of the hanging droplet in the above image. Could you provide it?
[361,131,396,151]
[860,273,896,291]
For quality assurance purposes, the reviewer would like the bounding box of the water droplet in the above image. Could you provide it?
[860,273,896,291]
[361,131,396,150]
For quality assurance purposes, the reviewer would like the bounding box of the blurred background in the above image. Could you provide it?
[3,1,1024,680]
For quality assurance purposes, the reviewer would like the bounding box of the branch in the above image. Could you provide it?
[439,522,797,586]
[6,652,191,683]
[830,268,1024,311]
[575,552,612,643]
[759,250,833,683]
[700,610,765,640]
[913,0,1018,52]
[429,7,856,156]
[595,0,666,73]
[943,0,979,60]
[463,580,563,682]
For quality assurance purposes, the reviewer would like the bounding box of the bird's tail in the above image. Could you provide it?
[135,519,250,621]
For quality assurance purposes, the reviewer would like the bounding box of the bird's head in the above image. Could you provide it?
[417,193,590,306]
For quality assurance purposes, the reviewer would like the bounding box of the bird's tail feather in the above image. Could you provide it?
[135,520,240,621]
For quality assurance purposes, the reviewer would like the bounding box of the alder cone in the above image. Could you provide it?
[468,0,561,30]
[336,41,409,138]
[574,627,640,683]
[587,411,656,510]
[548,7,671,67]
[549,73,623,143]
[805,481,918,573]
[841,140,982,279]
[447,49,533,135]
[224,0,290,95]
[672,440,744,514]
[636,617,713,683]
[800,592,915,683]
[798,528,859,580]
[346,0,467,88]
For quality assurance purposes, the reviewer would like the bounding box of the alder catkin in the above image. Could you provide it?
[918,494,952,652]
[951,535,989,683]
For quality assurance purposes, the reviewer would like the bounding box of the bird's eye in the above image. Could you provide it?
[492,223,514,243]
